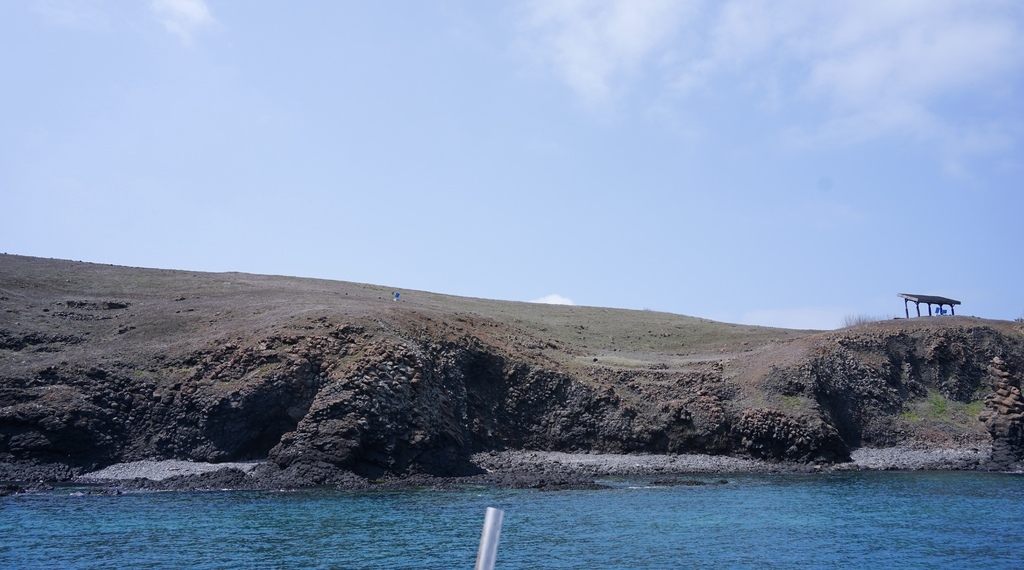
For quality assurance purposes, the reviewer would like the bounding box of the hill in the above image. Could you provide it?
[2,254,1022,487]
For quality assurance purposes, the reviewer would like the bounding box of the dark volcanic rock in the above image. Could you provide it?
[979,357,1024,469]
[264,338,653,482]
[734,407,847,462]
[759,324,1023,451]
[2,255,1024,487]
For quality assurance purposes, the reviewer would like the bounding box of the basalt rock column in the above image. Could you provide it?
[979,357,1024,469]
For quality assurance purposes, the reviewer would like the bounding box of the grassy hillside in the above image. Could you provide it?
[0,253,809,370]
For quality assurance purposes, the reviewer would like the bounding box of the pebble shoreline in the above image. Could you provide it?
[73,446,997,487]
[80,459,263,482]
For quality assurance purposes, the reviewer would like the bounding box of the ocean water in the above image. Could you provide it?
[2,471,1022,569]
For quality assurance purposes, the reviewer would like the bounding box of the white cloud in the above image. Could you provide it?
[699,1,1024,144]
[530,293,576,305]
[519,0,1024,151]
[518,0,696,106]
[151,0,214,45]
[799,3,1022,140]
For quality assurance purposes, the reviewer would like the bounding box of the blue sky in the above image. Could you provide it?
[3,1,1022,329]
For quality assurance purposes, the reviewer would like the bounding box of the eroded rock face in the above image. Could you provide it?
[6,319,1023,485]
[979,357,1024,469]
[734,408,847,462]
[760,325,1022,450]
[258,331,870,484]
[0,328,359,477]
[264,338,659,483]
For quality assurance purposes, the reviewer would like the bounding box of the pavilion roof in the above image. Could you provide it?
[898,293,961,306]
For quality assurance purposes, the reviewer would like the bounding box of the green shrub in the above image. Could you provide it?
[928,394,948,417]
[966,400,986,418]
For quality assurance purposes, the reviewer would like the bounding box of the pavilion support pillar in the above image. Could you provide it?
[904,299,910,318]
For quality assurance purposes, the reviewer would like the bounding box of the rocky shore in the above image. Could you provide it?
[53,444,1002,494]
[846,446,992,471]
[81,459,262,481]
[3,256,1024,492]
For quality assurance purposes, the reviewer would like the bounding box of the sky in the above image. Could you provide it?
[2,1,1023,329]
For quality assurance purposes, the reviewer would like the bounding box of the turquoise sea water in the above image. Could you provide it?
[2,471,1023,569]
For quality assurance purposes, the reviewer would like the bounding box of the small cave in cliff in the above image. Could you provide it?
[460,349,519,451]
[201,405,303,461]
[198,377,320,462]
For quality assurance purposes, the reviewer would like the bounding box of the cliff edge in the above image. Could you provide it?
[2,255,1022,486]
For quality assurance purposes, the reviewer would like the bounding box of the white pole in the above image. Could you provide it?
[474,507,504,570]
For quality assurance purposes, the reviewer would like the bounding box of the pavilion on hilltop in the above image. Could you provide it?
[898,293,960,318]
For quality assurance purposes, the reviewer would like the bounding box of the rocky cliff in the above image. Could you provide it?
[2,255,1022,485]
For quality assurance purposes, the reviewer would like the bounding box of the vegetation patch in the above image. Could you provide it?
[780,394,806,410]
[902,390,986,429]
